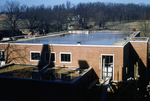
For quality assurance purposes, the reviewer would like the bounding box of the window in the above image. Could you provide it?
[0,50,5,61]
[30,52,41,61]
[101,55,114,80]
[45,52,56,62]
[60,53,71,63]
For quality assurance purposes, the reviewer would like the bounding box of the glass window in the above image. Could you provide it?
[45,52,55,62]
[31,52,40,61]
[60,53,71,63]
[0,50,5,61]
[102,55,113,80]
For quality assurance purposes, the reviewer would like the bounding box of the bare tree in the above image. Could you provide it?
[1,1,21,36]
[53,4,68,31]
[76,3,88,29]
[22,6,42,34]
[93,2,108,29]
[94,11,105,29]
[139,20,150,37]
[38,5,53,33]
[1,1,150,32]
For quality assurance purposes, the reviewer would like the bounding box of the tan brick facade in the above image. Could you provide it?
[0,38,148,81]
[0,43,125,81]
[130,41,148,67]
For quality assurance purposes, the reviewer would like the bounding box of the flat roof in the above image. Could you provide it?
[14,32,130,45]
[0,64,87,82]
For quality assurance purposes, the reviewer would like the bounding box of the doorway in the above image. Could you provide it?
[101,55,114,81]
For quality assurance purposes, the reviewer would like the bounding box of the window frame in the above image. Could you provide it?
[100,54,114,81]
[60,52,72,63]
[0,50,5,61]
[30,51,41,61]
[45,52,56,62]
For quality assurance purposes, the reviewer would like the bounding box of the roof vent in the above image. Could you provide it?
[77,42,81,45]
[124,37,127,40]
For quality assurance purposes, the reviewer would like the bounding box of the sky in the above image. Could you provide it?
[1,0,150,7]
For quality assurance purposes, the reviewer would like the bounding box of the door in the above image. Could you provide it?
[101,55,113,81]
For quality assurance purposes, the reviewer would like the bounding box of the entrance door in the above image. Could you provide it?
[101,55,113,80]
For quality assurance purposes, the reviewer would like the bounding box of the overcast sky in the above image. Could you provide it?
[1,0,150,7]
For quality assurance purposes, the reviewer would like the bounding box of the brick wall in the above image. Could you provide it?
[130,41,148,78]
[0,43,124,81]
[0,42,148,81]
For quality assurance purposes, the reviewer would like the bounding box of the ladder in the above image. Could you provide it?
[49,40,53,65]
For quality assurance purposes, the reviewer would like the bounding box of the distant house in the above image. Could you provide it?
[19,29,40,35]
[63,14,82,30]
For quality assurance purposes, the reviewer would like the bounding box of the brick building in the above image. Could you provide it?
[0,31,148,81]
[0,31,149,100]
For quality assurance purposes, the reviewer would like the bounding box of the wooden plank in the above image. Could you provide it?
[126,67,128,75]
[103,58,105,79]
[119,65,122,81]
[117,66,119,81]
[134,64,136,78]
[49,40,52,65]
[136,62,139,77]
